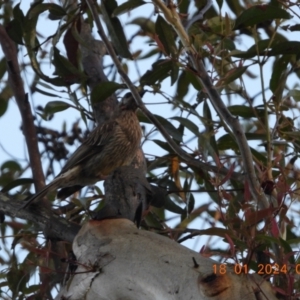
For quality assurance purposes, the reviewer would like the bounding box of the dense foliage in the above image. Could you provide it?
[0,0,300,298]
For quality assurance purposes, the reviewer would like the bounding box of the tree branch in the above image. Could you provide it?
[0,25,46,197]
[0,192,79,243]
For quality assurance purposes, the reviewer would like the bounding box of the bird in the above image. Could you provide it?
[22,92,143,208]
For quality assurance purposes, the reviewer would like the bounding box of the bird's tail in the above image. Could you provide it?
[21,179,61,209]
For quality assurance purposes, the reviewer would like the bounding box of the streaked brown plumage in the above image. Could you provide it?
[22,92,142,208]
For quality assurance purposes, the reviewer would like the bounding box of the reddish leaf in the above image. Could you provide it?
[63,22,80,68]
[270,218,280,237]
[219,162,236,185]
[243,180,251,202]
[225,234,235,256]
[244,207,273,226]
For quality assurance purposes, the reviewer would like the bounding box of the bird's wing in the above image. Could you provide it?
[60,120,117,173]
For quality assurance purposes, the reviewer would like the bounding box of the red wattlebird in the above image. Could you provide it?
[22,92,142,208]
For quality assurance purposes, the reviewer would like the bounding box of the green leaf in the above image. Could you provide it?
[202,101,219,158]
[155,15,177,58]
[279,238,295,264]
[228,105,265,118]
[6,4,25,45]
[141,59,177,85]
[185,69,202,91]
[0,58,7,80]
[178,0,190,14]
[153,139,174,153]
[170,61,179,86]
[217,134,238,151]
[90,82,124,104]
[35,87,62,98]
[229,50,253,59]
[48,3,66,19]
[27,3,63,17]
[287,24,300,32]
[144,209,165,229]
[226,0,244,16]
[220,66,248,85]
[244,133,267,140]
[53,47,86,83]
[217,133,267,151]
[139,48,160,60]
[216,0,223,10]
[268,41,300,56]
[230,39,289,58]
[1,178,34,193]
[154,115,183,142]
[250,147,267,166]
[280,131,300,138]
[112,0,146,16]
[234,5,291,30]
[34,87,62,98]
[0,98,8,117]
[270,55,289,96]
[7,25,23,45]
[223,37,236,51]
[44,101,70,114]
[203,181,219,203]
[68,19,100,54]
[195,227,230,237]
[13,2,25,22]
[1,161,22,172]
[187,193,195,214]
[129,17,155,34]
[175,72,189,100]
[164,197,185,214]
[171,117,199,136]
[289,89,300,101]
[101,0,132,59]
[23,4,67,86]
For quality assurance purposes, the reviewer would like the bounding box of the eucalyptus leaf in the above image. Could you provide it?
[101,0,132,59]
[112,0,146,16]
[44,101,70,114]
[234,5,291,30]
[91,82,124,104]
[1,178,34,193]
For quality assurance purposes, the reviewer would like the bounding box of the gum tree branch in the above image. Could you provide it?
[0,192,79,243]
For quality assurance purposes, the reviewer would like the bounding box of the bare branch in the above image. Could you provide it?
[0,25,46,198]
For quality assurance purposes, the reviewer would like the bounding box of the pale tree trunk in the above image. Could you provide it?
[56,218,277,300]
